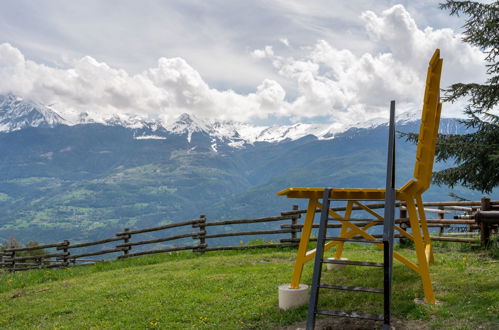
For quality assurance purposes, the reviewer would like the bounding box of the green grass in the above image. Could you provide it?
[0,244,497,329]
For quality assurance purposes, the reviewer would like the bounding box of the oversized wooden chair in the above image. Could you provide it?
[277,49,443,304]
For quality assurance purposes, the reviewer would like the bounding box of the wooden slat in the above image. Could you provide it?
[4,242,65,252]
[116,232,199,248]
[6,252,69,262]
[203,215,293,227]
[116,219,204,235]
[429,236,477,242]
[204,243,292,251]
[438,232,479,236]
[285,223,344,229]
[281,234,403,243]
[400,207,450,214]
[443,206,473,211]
[324,237,382,244]
[205,229,292,239]
[422,201,497,207]
[426,219,475,224]
[63,237,123,249]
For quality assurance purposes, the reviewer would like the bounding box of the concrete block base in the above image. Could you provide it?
[326,257,349,271]
[278,284,309,310]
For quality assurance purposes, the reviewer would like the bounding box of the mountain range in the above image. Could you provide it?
[0,93,486,244]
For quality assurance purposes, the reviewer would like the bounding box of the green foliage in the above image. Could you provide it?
[0,237,22,250]
[0,239,47,260]
[428,1,499,193]
[23,241,47,258]
[0,192,10,202]
[0,245,497,329]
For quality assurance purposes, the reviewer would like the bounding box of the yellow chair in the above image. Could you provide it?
[277,49,443,304]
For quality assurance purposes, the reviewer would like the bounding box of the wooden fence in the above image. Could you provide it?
[1,198,498,272]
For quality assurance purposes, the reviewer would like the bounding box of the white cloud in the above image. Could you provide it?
[279,38,290,47]
[251,46,275,59]
[0,5,487,127]
[0,43,286,123]
[256,4,486,123]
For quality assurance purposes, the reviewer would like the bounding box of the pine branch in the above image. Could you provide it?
[442,82,499,112]
[440,1,499,73]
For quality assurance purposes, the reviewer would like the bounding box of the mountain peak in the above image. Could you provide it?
[177,112,194,123]
[0,94,66,132]
[164,113,212,142]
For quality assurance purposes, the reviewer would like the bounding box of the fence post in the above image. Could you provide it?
[290,205,300,246]
[399,208,409,247]
[11,248,16,271]
[120,228,131,258]
[3,250,14,271]
[480,197,491,247]
[62,240,70,267]
[194,215,207,252]
[438,207,445,236]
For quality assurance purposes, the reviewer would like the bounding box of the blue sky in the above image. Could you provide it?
[0,0,488,127]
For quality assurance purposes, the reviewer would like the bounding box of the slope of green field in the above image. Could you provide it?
[1,244,497,329]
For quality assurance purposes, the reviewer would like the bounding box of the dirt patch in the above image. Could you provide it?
[252,257,294,265]
[11,288,50,299]
[278,316,430,330]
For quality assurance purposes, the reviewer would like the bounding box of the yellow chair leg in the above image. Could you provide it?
[334,225,347,259]
[406,198,436,303]
[289,199,318,288]
[334,201,354,259]
[416,194,435,264]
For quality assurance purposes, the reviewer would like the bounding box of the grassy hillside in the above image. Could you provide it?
[1,244,497,329]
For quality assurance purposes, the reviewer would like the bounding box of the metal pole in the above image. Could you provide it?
[306,188,332,330]
[383,100,396,329]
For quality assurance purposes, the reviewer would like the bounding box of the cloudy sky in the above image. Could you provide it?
[0,0,489,128]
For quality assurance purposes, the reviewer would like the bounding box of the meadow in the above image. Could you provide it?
[1,242,497,329]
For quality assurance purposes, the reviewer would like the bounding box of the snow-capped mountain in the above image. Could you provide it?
[0,94,66,132]
[133,113,342,148]
[0,94,347,144]
[0,94,461,149]
[0,94,479,244]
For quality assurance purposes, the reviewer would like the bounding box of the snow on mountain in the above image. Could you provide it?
[164,113,212,143]
[160,113,341,146]
[252,123,338,143]
[0,94,66,132]
[2,94,456,149]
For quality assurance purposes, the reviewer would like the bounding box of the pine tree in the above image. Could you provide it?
[408,1,498,193]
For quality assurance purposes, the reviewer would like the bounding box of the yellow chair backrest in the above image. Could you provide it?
[411,49,443,194]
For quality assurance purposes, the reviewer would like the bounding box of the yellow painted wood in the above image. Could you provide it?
[289,198,319,289]
[279,49,442,304]
[353,201,384,220]
[394,225,415,241]
[416,194,434,264]
[305,205,420,273]
[405,198,436,303]
[334,201,353,259]
[304,217,383,262]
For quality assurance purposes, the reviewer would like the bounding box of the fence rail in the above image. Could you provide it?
[1,198,498,272]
